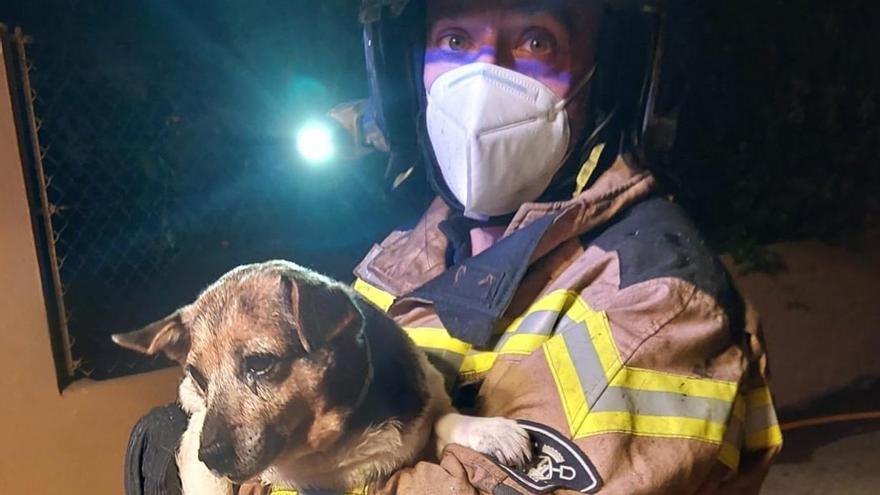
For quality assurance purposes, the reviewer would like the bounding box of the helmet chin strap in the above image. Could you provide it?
[559,65,598,113]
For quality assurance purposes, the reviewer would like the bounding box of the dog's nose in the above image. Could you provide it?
[198,437,236,473]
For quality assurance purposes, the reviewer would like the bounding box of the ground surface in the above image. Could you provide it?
[762,421,880,494]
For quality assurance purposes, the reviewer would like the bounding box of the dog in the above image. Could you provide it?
[113,260,532,493]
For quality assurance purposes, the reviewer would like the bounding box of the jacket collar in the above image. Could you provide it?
[354,157,656,345]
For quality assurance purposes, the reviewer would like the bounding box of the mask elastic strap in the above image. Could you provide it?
[553,65,597,115]
[549,65,607,175]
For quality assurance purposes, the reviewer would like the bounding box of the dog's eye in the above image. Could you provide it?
[244,354,279,377]
[186,365,209,393]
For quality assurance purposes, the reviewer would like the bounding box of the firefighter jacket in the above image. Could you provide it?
[347,157,782,494]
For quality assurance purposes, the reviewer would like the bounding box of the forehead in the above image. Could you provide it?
[426,0,600,33]
[185,273,289,342]
[192,270,279,313]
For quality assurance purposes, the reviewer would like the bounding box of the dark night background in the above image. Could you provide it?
[1,0,878,381]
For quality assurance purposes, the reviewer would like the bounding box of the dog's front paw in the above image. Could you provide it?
[440,414,532,467]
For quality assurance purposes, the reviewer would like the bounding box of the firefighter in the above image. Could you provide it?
[126,1,781,493]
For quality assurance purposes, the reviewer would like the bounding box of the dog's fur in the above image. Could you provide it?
[114,261,530,493]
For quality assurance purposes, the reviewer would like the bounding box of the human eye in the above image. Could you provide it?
[437,30,474,52]
[516,29,558,59]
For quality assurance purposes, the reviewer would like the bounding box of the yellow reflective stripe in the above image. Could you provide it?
[460,334,548,375]
[459,334,548,375]
[567,297,622,375]
[391,286,750,449]
[404,327,471,355]
[504,290,576,334]
[718,440,741,471]
[541,293,742,445]
[353,278,395,312]
[745,425,783,450]
[460,351,497,375]
[612,366,739,402]
[744,386,782,450]
[747,386,774,408]
[524,290,578,313]
[504,315,526,334]
[733,394,747,422]
[500,333,550,355]
[577,412,727,442]
[574,143,605,197]
[544,334,589,434]
[718,395,746,471]
[401,290,574,375]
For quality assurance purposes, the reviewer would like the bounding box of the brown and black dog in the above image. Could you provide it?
[113,260,530,493]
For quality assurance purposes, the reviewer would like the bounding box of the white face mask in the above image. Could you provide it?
[426,63,586,219]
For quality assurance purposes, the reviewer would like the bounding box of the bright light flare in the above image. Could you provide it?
[296,121,336,164]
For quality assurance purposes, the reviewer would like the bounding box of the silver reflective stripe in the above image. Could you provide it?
[512,310,563,335]
[724,412,744,444]
[719,409,744,470]
[421,348,464,384]
[745,403,780,433]
[560,318,611,405]
[494,310,562,351]
[593,387,732,424]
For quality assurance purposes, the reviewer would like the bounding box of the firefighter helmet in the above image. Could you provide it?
[357,0,666,204]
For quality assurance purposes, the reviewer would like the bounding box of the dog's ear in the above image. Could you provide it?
[283,275,364,353]
[111,310,190,364]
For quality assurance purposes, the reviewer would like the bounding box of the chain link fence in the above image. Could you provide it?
[3,0,431,386]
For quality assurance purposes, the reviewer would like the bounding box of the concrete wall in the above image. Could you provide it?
[0,41,180,494]
[725,237,880,410]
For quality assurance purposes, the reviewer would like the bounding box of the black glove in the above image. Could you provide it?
[124,403,188,495]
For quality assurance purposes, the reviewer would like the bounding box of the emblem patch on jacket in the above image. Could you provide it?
[494,420,603,494]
